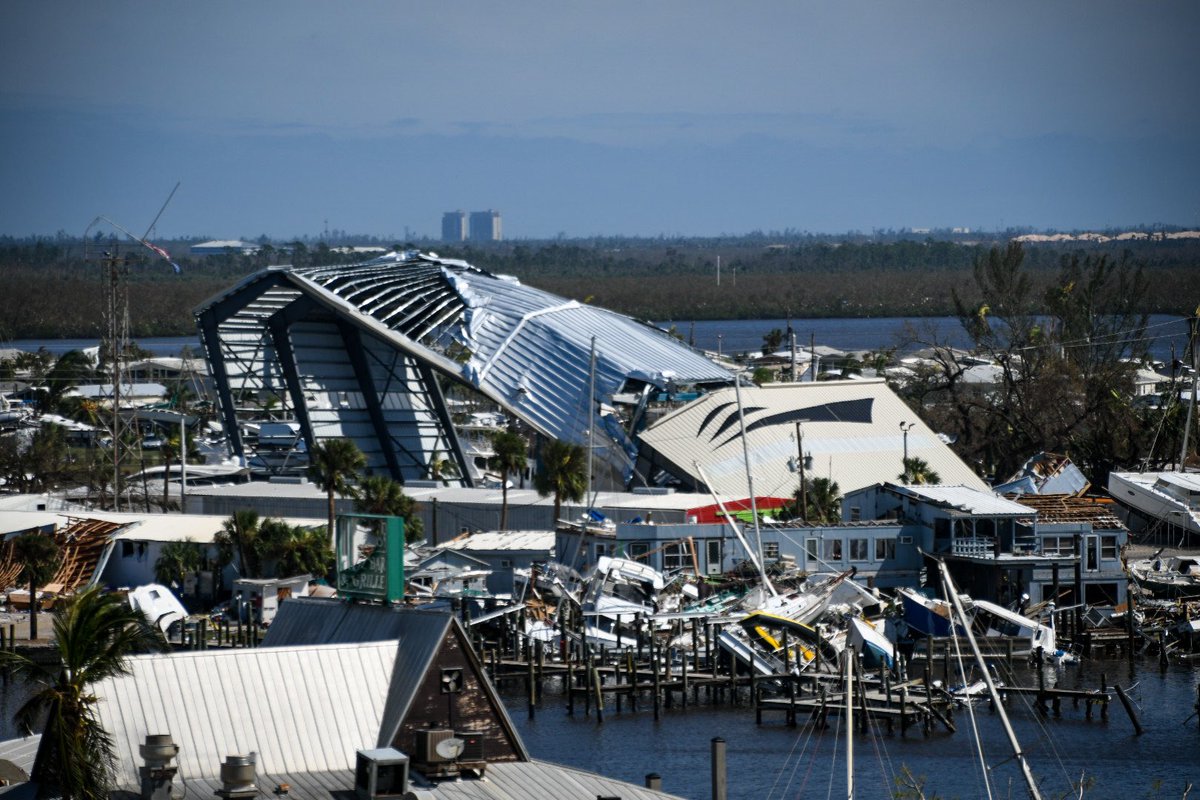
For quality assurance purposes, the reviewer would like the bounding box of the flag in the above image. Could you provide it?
[144,240,182,273]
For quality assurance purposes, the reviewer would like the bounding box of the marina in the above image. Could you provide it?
[2,249,1200,799]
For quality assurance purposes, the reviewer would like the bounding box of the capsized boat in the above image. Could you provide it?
[896,586,965,638]
[970,597,1073,662]
[1128,554,1200,599]
[580,556,666,647]
[719,608,843,676]
[847,616,894,669]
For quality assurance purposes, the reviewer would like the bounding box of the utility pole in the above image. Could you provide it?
[103,246,128,511]
[900,421,915,482]
[795,421,809,522]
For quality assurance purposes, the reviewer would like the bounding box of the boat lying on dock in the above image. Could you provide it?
[1128,553,1200,599]
[1108,470,1200,540]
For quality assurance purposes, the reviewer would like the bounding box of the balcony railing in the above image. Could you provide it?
[951,536,995,558]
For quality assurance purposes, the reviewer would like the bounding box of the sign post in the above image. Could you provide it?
[335,513,405,603]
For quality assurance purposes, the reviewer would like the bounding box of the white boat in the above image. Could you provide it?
[1108,471,1200,539]
[847,616,894,669]
[970,597,1063,659]
[1128,553,1200,599]
[127,583,188,633]
[0,395,30,428]
[580,556,666,647]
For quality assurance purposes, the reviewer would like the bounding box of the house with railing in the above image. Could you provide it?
[841,483,1128,608]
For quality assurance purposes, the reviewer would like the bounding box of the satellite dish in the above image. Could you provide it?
[435,737,465,760]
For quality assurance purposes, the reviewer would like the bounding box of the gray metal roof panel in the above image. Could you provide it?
[92,642,397,786]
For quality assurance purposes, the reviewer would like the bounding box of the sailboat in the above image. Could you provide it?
[937,559,1045,800]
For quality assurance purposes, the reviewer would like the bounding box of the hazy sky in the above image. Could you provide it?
[3,2,1198,239]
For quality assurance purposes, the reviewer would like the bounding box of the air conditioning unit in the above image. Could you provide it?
[414,729,456,765]
[355,748,408,800]
[456,731,485,763]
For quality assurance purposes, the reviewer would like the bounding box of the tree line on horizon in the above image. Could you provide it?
[0,236,1197,339]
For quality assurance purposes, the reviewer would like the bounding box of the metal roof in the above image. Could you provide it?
[440,531,555,551]
[891,484,1033,516]
[91,642,398,786]
[195,251,731,485]
[260,598,528,759]
[636,379,988,498]
[89,761,682,800]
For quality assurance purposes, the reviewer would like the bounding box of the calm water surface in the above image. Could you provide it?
[10,315,1190,365]
[501,657,1200,800]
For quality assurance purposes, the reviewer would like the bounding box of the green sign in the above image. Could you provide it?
[336,513,405,603]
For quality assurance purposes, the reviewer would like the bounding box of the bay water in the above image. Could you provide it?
[502,657,1199,799]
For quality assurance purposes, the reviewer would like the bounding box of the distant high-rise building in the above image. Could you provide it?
[441,210,467,242]
[469,210,502,242]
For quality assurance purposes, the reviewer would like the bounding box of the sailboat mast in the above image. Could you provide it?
[937,560,1043,800]
[694,462,778,597]
[845,646,854,800]
[733,377,767,576]
[1180,312,1198,469]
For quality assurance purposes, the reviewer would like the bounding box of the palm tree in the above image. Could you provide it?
[0,587,164,799]
[358,474,424,543]
[488,430,528,530]
[533,439,587,523]
[153,538,202,589]
[306,438,367,542]
[899,457,941,485]
[12,531,59,640]
[216,509,262,579]
[258,521,333,578]
[807,477,843,525]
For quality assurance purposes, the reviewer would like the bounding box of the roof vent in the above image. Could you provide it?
[138,734,178,800]
[355,748,409,800]
[216,753,257,799]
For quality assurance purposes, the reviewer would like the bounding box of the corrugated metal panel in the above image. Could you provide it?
[638,380,989,498]
[440,531,556,551]
[293,254,730,474]
[436,761,685,800]
[122,763,682,799]
[896,485,1032,516]
[92,642,397,786]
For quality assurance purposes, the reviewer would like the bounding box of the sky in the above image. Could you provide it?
[2,1,1199,240]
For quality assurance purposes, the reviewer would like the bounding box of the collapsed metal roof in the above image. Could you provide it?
[635,379,989,498]
[195,251,731,484]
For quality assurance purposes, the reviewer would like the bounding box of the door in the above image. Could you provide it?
[706,539,723,575]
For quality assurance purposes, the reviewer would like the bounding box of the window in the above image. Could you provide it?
[763,541,781,560]
[500,559,513,569]
[1101,536,1118,560]
[875,538,896,561]
[824,539,843,561]
[849,538,869,561]
[629,541,650,558]
[663,542,690,571]
[1042,536,1075,556]
[121,541,135,557]
[849,506,862,522]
